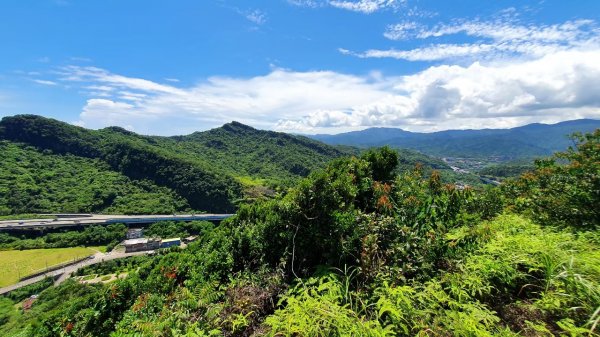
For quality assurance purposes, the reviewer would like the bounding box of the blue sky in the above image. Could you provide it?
[1,0,599,135]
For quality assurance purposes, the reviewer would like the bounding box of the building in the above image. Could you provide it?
[126,228,144,239]
[123,238,160,253]
[183,235,198,243]
[160,238,181,249]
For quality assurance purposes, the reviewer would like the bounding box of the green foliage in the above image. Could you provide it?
[5,278,54,303]
[0,141,189,215]
[478,161,535,179]
[0,115,488,215]
[0,298,18,328]
[502,129,600,229]
[75,255,151,277]
[0,115,242,212]
[0,224,127,250]
[376,281,508,337]
[0,115,355,213]
[143,220,214,239]
[266,275,392,337]
[168,121,351,188]
[1,132,599,337]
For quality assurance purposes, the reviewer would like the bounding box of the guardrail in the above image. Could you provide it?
[19,254,94,281]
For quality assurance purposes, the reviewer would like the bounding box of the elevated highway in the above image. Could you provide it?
[0,214,234,231]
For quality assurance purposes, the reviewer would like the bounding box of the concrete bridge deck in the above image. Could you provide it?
[0,214,233,230]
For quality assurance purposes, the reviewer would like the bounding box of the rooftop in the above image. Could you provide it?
[123,238,148,245]
[162,238,181,243]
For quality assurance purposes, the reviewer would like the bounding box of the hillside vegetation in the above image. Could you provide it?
[0,141,189,215]
[0,115,352,214]
[0,115,241,212]
[0,130,597,336]
[0,115,477,216]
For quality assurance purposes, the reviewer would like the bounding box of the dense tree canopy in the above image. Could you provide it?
[503,130,600,229]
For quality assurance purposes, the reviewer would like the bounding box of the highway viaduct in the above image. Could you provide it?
[0,213,234,231]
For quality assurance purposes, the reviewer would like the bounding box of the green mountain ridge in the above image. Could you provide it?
[311,119,600,159]
[0,114,487,216]
[0,115,240,213]
[0,141,189,215]
[0,115,360,215]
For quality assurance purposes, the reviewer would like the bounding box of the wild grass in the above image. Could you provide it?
[0,247,95,287]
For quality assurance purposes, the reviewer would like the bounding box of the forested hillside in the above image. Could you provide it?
[162,121,352,186]
[0,115,351,214]
[0,141,189,215]
[0,115,477,216]
[311,119,600,159]
[0,115,241,213]
[1,130,597,336]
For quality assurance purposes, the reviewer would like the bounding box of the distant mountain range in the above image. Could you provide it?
[310,119,600,159]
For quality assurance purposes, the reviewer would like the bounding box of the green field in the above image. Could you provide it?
[0,247,96,287]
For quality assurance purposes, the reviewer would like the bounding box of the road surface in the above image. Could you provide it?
[0,250,151,295]
[0,213,233,231]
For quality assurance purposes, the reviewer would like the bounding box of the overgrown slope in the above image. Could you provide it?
[0,115,241,213]
[164,121,353,186]
[0,141,189,215]
[0,131,598,336]
[0,115,355,214]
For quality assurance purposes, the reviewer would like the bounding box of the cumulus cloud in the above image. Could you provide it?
[59,66,394,134]
[346,16,600,61]
[56,48,600,135]
[280,50,600,131]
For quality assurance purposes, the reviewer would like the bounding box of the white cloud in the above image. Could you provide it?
[80,99,138,129]
[56,48,600,135]
[288,0,403,13]
[70,56,92,62]
[245,9,267,25]
[329,0,402,14]
[32,79,58,86]
[413,19,595,42]
[59,66,393,134]
[347,17,600,62]
[287,0,321,8]
[341,44,503,62]
[280,49,600,132]
[58,66,183,94]
[383,21,420,40]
